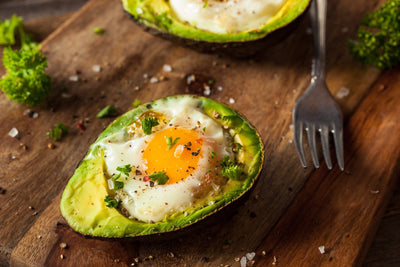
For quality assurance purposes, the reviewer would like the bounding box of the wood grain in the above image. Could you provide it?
[0,0,397,266]
[254,68,400,266]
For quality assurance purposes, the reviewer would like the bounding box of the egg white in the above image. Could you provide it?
[169,0,287,34]
[100,98,233,223]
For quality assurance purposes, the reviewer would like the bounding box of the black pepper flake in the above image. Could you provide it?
[0,187,6,194]
[146,104,152,109]
[149,181,155,187]
[201,257,209,262]
[191,149,200,156]
[135,170,142,175]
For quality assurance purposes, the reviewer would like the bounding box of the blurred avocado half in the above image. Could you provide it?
[121,0,311,56]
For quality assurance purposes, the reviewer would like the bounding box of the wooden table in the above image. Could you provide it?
[0,0,399,266]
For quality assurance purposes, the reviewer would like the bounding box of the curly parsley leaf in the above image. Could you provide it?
[141,116,159,135]
[149,172,169,185]
[46,122,68,142]
[104,195,121,208]
[116,164,132,177]
[164,136,180,150]
[0,15,22,45]
[348,0,400,69]
[0,45,51,106]
[221,156,243,180]
[96,105,118,118]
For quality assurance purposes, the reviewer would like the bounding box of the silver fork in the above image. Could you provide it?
[292,0,344,171]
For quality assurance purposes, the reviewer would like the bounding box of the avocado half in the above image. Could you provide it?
[60,95,264,238]
[121,0,310,56]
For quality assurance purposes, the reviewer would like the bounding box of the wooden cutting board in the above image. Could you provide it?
[0,0,398,266]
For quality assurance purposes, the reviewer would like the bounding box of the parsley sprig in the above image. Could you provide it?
[221,156,243,180]
[149,172,169,185]
[141,116,159,135]
[165,136,180,150]
[116,164,132,177]
[111,164,132,190]
[349,0,400,69]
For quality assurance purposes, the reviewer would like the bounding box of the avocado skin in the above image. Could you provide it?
[60,95,264,238]
[125,9,307,57]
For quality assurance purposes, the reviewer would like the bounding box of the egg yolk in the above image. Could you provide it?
[143,127,203,185]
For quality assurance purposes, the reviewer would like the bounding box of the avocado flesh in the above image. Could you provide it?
[121,0,310,43]
[60,95,264,238]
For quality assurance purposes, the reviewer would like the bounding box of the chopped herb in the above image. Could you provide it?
[165,136,180,150]
[221,156,243,180]
[104,195,121,208]
[93,27,104,35]
[132,99,141,108]
[232,142,243,153]
[211,151,216,158]
[141,116,159,135]
[113,179,124,190]
[155,13,172,30]
[47,123,68,141]
[208,79,215,85]
[149,172,169,185]
[96,105,118,118]
[116,164,132,177]
[348,0,400,69]
[203,0,209,8]
[202,126,206,132]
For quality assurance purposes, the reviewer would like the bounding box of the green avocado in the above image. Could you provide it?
[121,0,310,55]
[60,95,263,238]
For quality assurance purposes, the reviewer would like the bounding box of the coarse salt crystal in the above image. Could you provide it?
[150,77,159,83]
[229,98,235,104]
[203,89,211,96]
[336,87,350,99]
[136,7,143,14]
[32,112,39,119]
[92,65,101,72]
[61,92,72,98]
[8,127,18,138]
[163,64,172,72]
[107,179,114,190]
[184,211,188,217]
[240,256,247,267]
[217,86,223,91]
[246,252,256,261]
[318,245,325,254]
[143,73,148,79]
[69,75,79,82]
[186,74,196,84]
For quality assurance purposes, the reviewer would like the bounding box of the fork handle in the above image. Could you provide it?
[310,0,327,80]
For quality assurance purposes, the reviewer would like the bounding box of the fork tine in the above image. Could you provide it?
[306,123,320,168]
[320,125,332,169]
[332,124,344,171]
[294,121,307,168]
